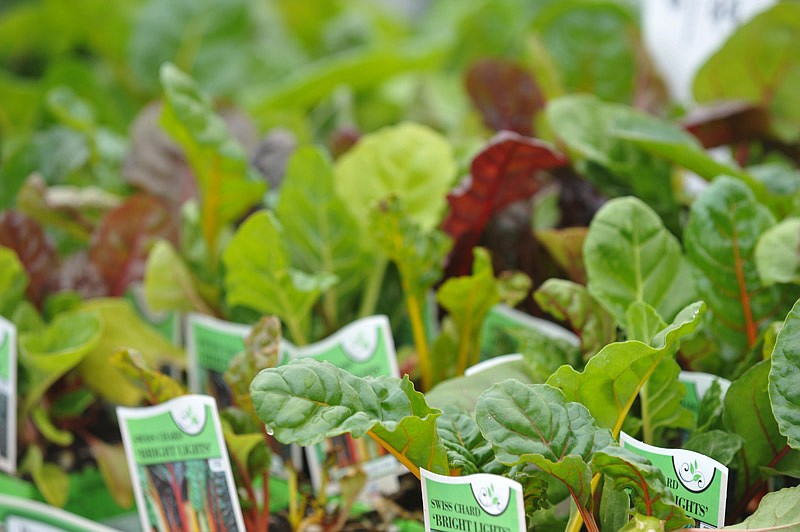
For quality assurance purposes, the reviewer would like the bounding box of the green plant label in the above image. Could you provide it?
[126,284,181,346]
[0,494,117,532]
[479,304,577,360]
[117,394,245,532]
[678,371,731,416]
[0,316,16,475]
[642,0,777,103]
[185,313,292,397]
[620,432,728,528]
[420,468,526,532]
[298,315,404,496]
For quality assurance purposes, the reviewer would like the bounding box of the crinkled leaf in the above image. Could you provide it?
[685,177,784,363]
[436,406,494,475]
[519,328,582,383]
[768,298,800,450]
[724,360,799,502]
[533,1,639,103]
[548,302,705,437]
[584,196,696,326]
[19,310,101,412]
[276,145,372,304]
[592,445,691,530]
[441,131,566,275]
[682,430,743,468]
[545,94,679,227]
[110,349,186,405]
[371,197,452,300]
[0,210,58,306]
[224,316,281,417]
[464,58,542,136]
[89,194,178,297]
[222,211,336,344]
[693,3,800,143]
[143,239,211,314]
[249,358,449,477]
[160,63,266,255]
[476,381,611,511]
[334,121,456,232]
[0,245,28,318]
[725,486,800,530]
[535,227,588,284]
[534,278,616,359]
[756,218,800,287]
[77,298,185,406]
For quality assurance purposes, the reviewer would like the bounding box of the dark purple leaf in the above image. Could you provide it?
[0,210,59,306]
[88,194,179,296]
[682,101,770,149]
[464,59,543,136]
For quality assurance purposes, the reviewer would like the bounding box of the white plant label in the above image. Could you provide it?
[0,316,17,475]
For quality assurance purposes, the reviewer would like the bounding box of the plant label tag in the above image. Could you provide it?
[0,316,17,475]
[480,304,578,360]
[420,468,527,532]
[642,0,777,104]
[678,371,732,416]
[127,284,182,346]
[117,394,246,532]
[620,432,728,528]
[0,494,118,532]
[295,315,404,496]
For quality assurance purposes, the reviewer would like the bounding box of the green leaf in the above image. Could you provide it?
[0,245,28,318]
[684,177,783,363]
[334,122,457,232]
[756,218,800,286]
[534,278,616,359]
[20,446,69,508]
[546,95,680,227]
[19,310,101,412]
[693,3,800,143]
[222,211,336,345]
[276,146,372,311]
[640,356,694,444]
[547,301,705,438]
[618,514,665,532]
[143,239,213,314]
[436,407,494,475]
[224,316,281,419]
[682,430,743,468]
[696,379,726,433]
[109,349,186,404]
[599,478,631,532]
[584,196,695,327]
[625,301,667,343]
[77,298,185,406]
[85,437,134,509]
[592,445,691,530]
[160,63,266,255]
[475,381,612,511]
[249,358,449,478]
[769,298,800,450]
[222,422,270,486]
[725,486,800,530]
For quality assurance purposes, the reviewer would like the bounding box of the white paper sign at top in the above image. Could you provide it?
[642,0,777,104]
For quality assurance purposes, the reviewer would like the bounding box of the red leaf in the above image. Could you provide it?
[465,59,544,136]
[682,101,770,149]
[441,132,568,275]
[0,210,59,306]
[89,194,179,296]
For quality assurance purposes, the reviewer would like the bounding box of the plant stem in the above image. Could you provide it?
[287,462,301,530]
[406,292,432,391]
[261,470,270,532]
[285,316,308,346]
[358,255,388,318]
[640,381,654,444]
[565,473,602,532]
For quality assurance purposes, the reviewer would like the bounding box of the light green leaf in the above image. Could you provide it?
[592,445,691,530]
[143,239,212,314]
[769,298,800,450]
[86,437,134,509]
[547,301,705,438]
[334,122,457,232]
[640,356,694,444]
[682,430,743,467]
[160,63,266,255]
[249,358,449,478]
[20,446,69,508]
[276,146,372,310]
[0,246,28,318]
[625,301,667,343]
[222,211,336,345]
[725,486,800,530]
[475,381,612,510]
[684,177,784,364]
[46,86,95,133]
[756,218,800,286]
[110,349,186,404]
[618,514,666,532]
[584,196,695,327]
[693,3,800,143]
[534,278,616,359]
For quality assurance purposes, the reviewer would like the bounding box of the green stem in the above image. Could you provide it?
[287,462,301,530]
[322,287,339,334]
[406,293,431,391]
[640,381,654,444]
[358,255,388,318]
[285,316,308,346]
